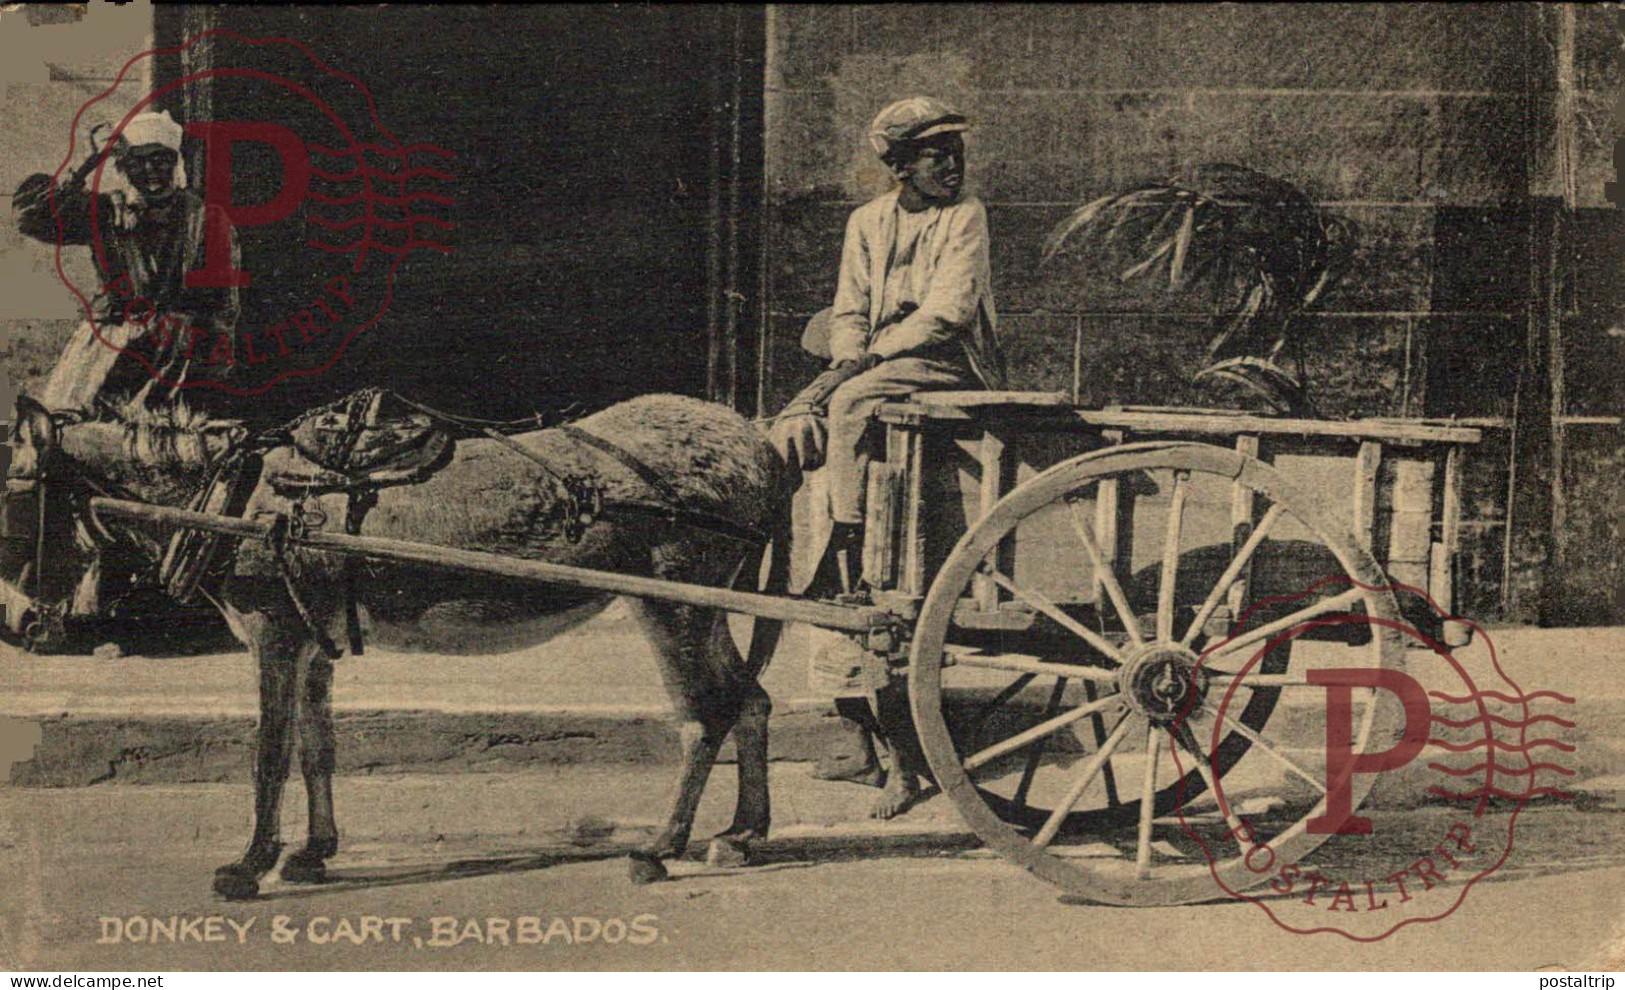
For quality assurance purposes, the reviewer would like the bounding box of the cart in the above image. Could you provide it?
[81,390,1482,907]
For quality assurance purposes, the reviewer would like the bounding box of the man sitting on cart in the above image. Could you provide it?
[772,96,1005,808]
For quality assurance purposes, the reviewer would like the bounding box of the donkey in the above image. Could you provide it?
[5,392,792,899]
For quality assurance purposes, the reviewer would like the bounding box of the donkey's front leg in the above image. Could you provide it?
[212,591,320,900]
[627,715,729,885]
[281,653,338,884]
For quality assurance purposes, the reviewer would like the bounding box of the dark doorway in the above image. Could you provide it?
[154,5,764,426]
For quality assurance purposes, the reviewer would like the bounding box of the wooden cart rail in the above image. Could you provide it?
[864,393,1484,647]
[877,393,1485,446]
[87,497,892,634]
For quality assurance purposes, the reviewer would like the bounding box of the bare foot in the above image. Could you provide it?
[868,775,919,820]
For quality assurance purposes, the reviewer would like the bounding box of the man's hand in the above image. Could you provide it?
[770,410,827,472]
[836,352,884,374]
[769,354,883,472]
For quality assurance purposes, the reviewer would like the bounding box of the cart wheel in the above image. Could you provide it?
[909,441,1408,905]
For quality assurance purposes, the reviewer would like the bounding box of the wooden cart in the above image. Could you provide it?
[860,391,1481,904]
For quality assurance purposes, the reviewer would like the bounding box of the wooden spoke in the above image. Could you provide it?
[1013,679,1069,808]
[989,570,1124,664]
[964,690,1125,772]
[1083,681,1122,807]
[1136,722,1163,879]
[1201,587,1367,667]
[1180,503,1286,647]
[1215,709,1327,794]
[1172,723,1251,856]
[1207,673,1325,688]
[1066,501,1144,646]
[1033,713,1134,848]
[1157,473,1189,642]
[952,652,1118,683]
[968,673,1036,739]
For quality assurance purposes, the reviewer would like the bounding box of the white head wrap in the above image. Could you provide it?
[120,110,184,152]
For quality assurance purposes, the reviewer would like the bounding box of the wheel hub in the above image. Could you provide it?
[1117,644,1209,724]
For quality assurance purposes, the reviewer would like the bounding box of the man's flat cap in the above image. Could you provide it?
[868,97,970,157]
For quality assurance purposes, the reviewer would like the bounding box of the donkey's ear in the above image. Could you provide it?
[13,394,58,447]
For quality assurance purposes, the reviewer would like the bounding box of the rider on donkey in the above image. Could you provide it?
[773,96,1005,807]
[12,109,241,416]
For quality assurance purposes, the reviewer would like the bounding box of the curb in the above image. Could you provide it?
[5,706,843,787]
[5,625,1621,811]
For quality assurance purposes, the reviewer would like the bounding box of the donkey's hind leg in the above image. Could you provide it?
[706,609,771,866]
[282,652,339,883]
[624,599,744,885]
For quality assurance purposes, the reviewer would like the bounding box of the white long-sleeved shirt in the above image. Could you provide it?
[827,189,1004,389]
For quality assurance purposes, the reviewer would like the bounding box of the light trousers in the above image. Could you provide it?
[824,355,977,525]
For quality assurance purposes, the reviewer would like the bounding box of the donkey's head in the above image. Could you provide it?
[2,394,246,632]
[2,395,94,639]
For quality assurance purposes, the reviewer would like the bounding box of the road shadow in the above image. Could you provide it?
[241,819,978,902]
[1055,803,1625,908]
[242,800,1619,906]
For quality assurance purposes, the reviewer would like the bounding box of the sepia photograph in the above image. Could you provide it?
[0,0,1620,975]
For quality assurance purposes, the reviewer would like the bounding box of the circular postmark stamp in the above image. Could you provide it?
[1171,577,1577,941]
[42,28,455,398]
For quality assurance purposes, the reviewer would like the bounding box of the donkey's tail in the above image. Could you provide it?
[741,501,792,679]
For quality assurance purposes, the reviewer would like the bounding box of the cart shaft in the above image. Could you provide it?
[88,497,890,633]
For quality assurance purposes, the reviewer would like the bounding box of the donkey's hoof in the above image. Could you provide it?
[706,836,751,868]
[279,854,328,884]
[212,870,261,901]
[627,851,669,885]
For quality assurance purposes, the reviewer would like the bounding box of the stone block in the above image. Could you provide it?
[989,202,1090,314]
[1550,428,1625,624]
[1419,314,1525,418]
[850,4,943,59]
[1415,95,1532,206]
[1074,312,1223,410]
[771,5,850,90]
[997,312,1077,398]
[1293,314,1416,419]
[1132,4,1526,93]
[761,312,831,415]
[767,198,850,315]
[1317,206,1436,314]
[766,88,842,198]
[1574,3,1622,93]
[1185,93,1433,203]
[1427,206,1528,314]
